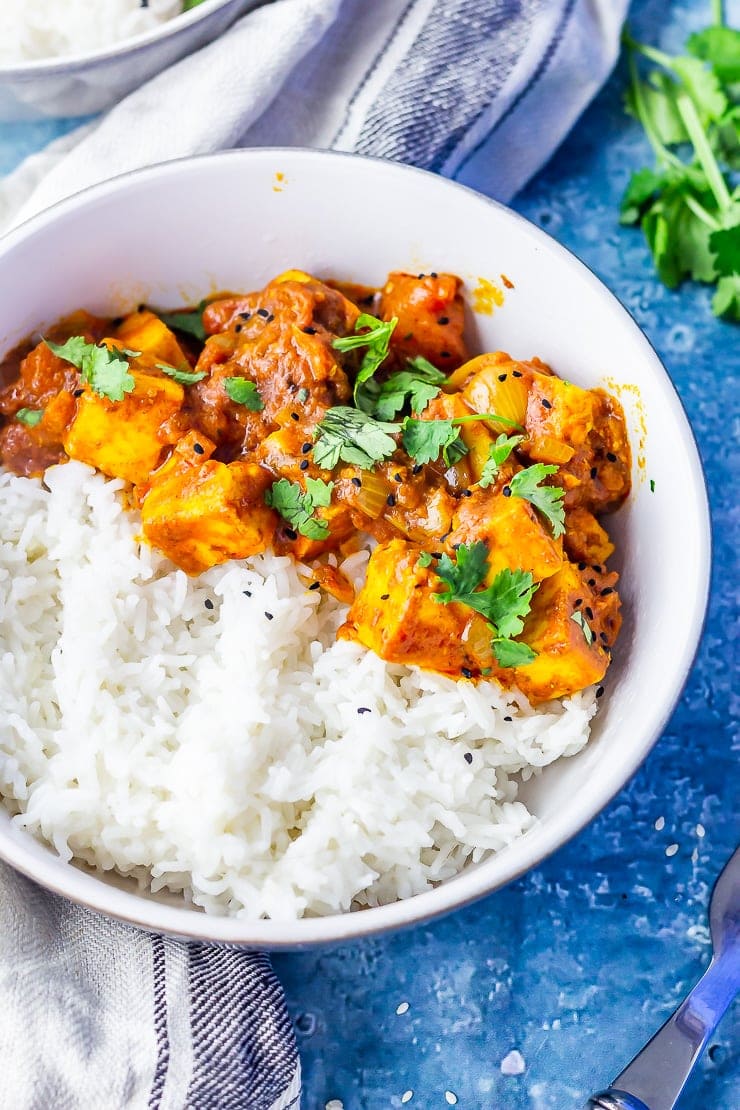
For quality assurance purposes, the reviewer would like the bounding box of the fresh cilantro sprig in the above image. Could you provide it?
[507,463,566,538]
[157,364,206,385]
[419,541,538,667]
[224,377,264,410]
[313,407,399,470]
[45,336,135,402]
[265,477,334,540]
[401,412,524,467]
[15,407,44,427]
[621,9,740,319]
[479,434,525,488]
[358,354,446,418]
[156,301,208,341]
[333,313,398,403]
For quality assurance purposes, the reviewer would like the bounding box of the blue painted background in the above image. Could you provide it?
[1,1,736,1107]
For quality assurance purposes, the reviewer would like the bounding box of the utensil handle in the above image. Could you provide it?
[585,950,740,1110]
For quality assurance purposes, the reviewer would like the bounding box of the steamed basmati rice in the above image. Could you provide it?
[0,462,597,919]
[0,1,191,65]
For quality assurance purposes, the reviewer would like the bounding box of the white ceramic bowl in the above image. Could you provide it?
[0,149,710,947]
[0,0,256,121]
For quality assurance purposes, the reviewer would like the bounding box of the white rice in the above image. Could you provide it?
[0,1,189,65]
[0,462,596,919]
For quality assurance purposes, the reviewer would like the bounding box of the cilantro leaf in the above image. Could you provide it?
[687,25,740,85]
[45,336,135,402]
[365,355,446,419]
[620,167,669,225]
[156,301,207,342]
[709,223,740,277]
[157,363,207,385]
[313,407,398,470]
[333,313,398,403]
[507,464,566,537]
[224,377,264,410]
[265,477,334,539]
[712,273,740,320]
[401,417,466,466]
[478,434,525,488]
[571,610,595,646]
[421,542,538,667]
[15,407,44,427]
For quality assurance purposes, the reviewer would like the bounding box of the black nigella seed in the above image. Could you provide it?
[462,489,472,497]
[452,542,461,550]
[285,528,298,540]
[351,476,362,487]
[575,598,583,607]
[299,459,310,471]
[137,303,145,312]
[461,667,472,679]
[265,612,274,621]
[498,373,507,382]
[362,294,375,305]
[193,442,205,455]
[235,324,242,333]
[412,464,423,475]
[432,552,443,560]
[590,467,597,479]
[585,606,594,620]
[588,578,596,587]
[601,586,614,596]
[600,631,609,643]
[430,271,438,278]
[204,598,214,610]
[439,531,450,543]
[441,350,450,358]
[243,590,252,597]
[578,562,587,571]
[266,313,275,323]
[301,443,312,454]
[386,494,396,507]
[308,581,321,591]
[74,388,84,397]
[357,707,371,715]
[512,370,522,378]
[596,686,605,698]
[291,412,300,421]
[303,326,317,335]
[380,593,390,600]
[438,316,450,326]
[394,473,403,483]
[463,752,473,765]
[606,451,617,462]
[257,308,269,318]
[239,311,251,320]
[541,398,552,409]
[592,564,603,573]
[504,716,513,722]
[502,486,512,497]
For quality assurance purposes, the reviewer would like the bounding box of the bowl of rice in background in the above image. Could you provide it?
[0,149,711,947]
[0,0,258,121]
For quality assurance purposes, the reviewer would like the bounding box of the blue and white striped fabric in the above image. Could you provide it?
[0,1,627,1106]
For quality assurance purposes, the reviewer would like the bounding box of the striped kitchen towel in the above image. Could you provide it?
[0,2,627,1108]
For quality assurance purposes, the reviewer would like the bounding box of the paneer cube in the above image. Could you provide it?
[63,371,184,486]
[525,372,599,462]
[564,507,614,565]
[340,539,496,676]
[448,488,563,583]
[114,310,190,370]
[141,449,276,574]
[509,562,611,702]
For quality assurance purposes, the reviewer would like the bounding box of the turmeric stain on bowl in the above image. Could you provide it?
[603,377,648,478]
[273,172,287,193]
[471,276,506,315]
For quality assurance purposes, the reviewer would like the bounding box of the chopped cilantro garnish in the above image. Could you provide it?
[571,610,595,646]
[332,313,398,403]
[265,477,334,540]
[507,463,566,537]
[45,336,135,402]
[156,301,208,341]
[224,377,264,410]
[420,540,538,667]
[401,412,523,467]
[478,433,525,488]
[15,407,44,427]
[157,364,207,385]
[360,355,446,418]
[312,407,398,470]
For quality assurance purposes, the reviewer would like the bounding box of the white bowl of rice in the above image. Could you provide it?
[0,0,257,121]
[0,149,710,947]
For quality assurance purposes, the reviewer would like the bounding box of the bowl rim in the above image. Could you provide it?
[0,0,237,76]
[0,147,712,948]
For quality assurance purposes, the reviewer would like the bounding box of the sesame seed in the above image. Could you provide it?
[607,451,617,462]
[380,593,390,600]
[463,752,473,764]
[357,707,371,715]
[301,443,312,454]
[308,581,321,590]
[438,316,450,325]
[596,685,605,698]
[265,612,274,620]
[386,494,396,507]
[541,398,552,409]
[193,443,205,455]
[512,370,522,378]
[351,477,362,487]
[502,486,511,497]
[204,598,214,610]
[498,373,507,382]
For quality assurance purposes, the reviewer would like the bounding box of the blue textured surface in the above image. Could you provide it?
[0,1,737,1107]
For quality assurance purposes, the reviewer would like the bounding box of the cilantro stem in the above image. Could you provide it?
[682,191,722,231]
[626,49,684,171]
[452,412,524,431]
[712,0,724,26]
[675,92,732,213]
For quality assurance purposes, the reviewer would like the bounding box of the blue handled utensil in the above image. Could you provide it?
[586,845,740,1110]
